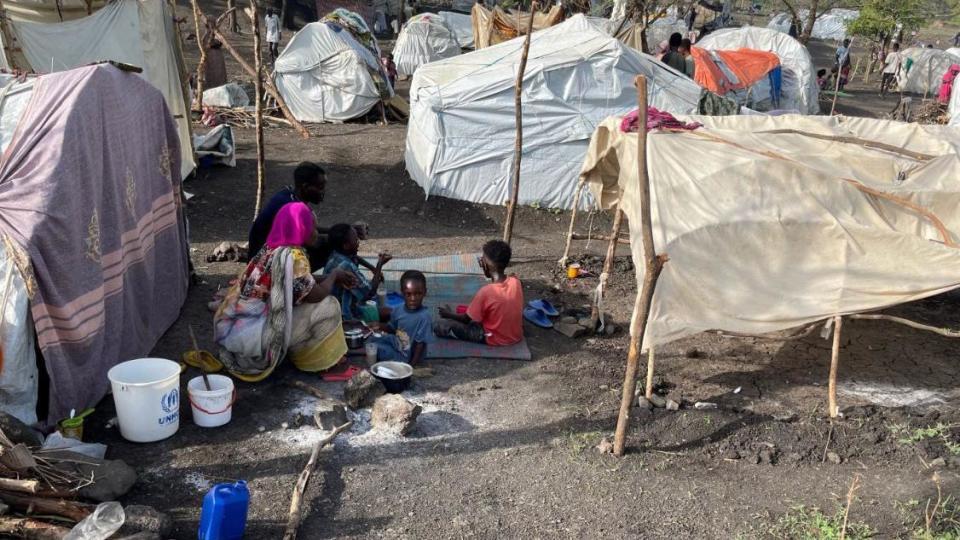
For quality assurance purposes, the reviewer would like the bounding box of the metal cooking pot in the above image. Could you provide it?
[345,329,365,350]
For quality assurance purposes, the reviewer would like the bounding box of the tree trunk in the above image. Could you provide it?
[799,0,819,44]
[251,0,266,219]
[226,0,240,33]
[280,0,289,29]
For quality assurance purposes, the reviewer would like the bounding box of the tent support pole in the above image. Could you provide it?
[250,0,266,219]
[828,315,842,418]
[559,178,586,267]
[198,7,310,138]
[613,76,666,457]
[829,38,851,116]
[502,1,537,244]
[591,206,624,331]
[645,347,655,399]
[190,0,207,111]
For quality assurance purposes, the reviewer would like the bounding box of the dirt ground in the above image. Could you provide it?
[78,3,960,538]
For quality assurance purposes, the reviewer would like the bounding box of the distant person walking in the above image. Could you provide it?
[954,31,960,47]
[265,8,281,64]
[880,42,902,97]
[834,38,852,91]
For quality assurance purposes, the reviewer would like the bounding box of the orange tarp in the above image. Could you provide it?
[692,47,780,95]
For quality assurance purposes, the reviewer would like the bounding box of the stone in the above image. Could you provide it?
[371,395,422,436]
[604,324,617,336]
[827,451,842,465]
[554,322,588,339]
[44,451,137,502]
[648,393,667,408]
[665,399,680,411]
[316,403,349,430]
[344,370,386,409]
[0,412,42,447]
[560,316,578,325]
[930,457,947,468]
[118,505,173,538]
[694,402,718,410]
[633,390,653,410]
[577,317,595,329]
[595,438,613,454]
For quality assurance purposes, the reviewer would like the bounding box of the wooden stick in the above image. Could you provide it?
[0,478,37,494]
[848,313,960,338]
[287,380,345,405]
[198,8,309,138]
[501,1,537,244]
[187,325,211,391]
[226,0,240,32]
[282,421,352,540]
[644,347,655,399]
[0,492,94,522]
[559,178,586,267]
[613,76,667,457]
[250,0,266,219]
[570,232,630,244]
[0,516,71,540]
[591,207,624,330]
[755,129,934,161]
[190,0,207,111]
[828,315,842,418]
[839,474,862,540]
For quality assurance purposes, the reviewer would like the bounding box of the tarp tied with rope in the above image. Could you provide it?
[580,113,960,349]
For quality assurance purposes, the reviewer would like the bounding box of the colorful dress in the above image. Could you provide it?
[323,251,374,320]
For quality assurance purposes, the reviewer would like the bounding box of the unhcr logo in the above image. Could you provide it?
[158,388,180,426]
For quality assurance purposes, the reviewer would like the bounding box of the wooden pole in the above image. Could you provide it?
[571,232,629,244]
[613,76,667,457]
[559,178,586,267]
[830,39,851,116]
[591,206,624,330]
[0,516,71,540]
[501,1,537,244]
[828,315,842,418]
[644,347,656,398]
[250,0,266,219]
[282,421,352,540]
[0,492,94,522]
[190,0,207,111]
[197,8,310,138]
[226,0,240,33]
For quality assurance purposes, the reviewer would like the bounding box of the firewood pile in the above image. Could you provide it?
[202,105,293,129]
[914,100,950,125]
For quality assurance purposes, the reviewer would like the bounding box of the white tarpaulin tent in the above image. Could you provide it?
[581,113,960,349]
[274,18,393,122]
[899,48,960,95]
[439,11,474,49]
[406,15,705,210]
[767,8,858,41]
[394,13,461,76]
[950,77,960,127]
[0,0,195,180]
[698,26,818,114]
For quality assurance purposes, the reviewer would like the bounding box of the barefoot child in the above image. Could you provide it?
[324,223,391,321]
[369,270,433,364]
[433,240,523,346]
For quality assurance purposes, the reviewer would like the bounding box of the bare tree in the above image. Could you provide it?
[780,0,840,44]
[621,0,685,54]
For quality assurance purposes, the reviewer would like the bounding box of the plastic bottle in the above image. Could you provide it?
[65,501,124,540]
[198,480,249,540]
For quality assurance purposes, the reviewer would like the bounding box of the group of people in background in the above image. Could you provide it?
[658,32,696,80]
[814,39,904,99]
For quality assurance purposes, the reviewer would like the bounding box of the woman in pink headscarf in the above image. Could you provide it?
[214,202,356,381]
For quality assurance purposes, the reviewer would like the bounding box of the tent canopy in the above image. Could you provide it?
[439,11,474,49]
[274,10,393,123]
[470,4,564,49]
[393,13,461,77]
[899,48,960,95]
[692,47,780,95]
[767,8,859,41]
[406,15,705,210]
[0,0,194,179]
[698,26,818,114]
[581,113,960,349]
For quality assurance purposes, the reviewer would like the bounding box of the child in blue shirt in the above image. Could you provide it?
[369,270,432,364]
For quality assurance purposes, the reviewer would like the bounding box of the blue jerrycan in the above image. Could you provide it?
[198,480,249,540]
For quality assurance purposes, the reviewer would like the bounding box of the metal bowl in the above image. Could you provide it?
[370,361,413,393]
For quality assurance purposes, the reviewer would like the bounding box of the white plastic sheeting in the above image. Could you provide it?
[194,125,236,167]
[950,77,960,127]
[698,26,818,114]
[274,21,392,122]
[581,114,960,349]
[767,8,858,41]
[1,0,195,179]
[899,48,960,95]
[203,82,250,108]
[439,11,473,49]
[394,13,461,76]
[406,15,703,210]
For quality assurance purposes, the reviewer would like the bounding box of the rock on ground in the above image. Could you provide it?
[0,412,42,447]
[45,451,138,502]
[344,370,386,409]
[371,394,422,436]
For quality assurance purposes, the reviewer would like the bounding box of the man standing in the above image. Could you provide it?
[679,38,696,79]
[880,42,902,97]
[265,8,281,64]
[661,33,687,74]
[834,38,852,91]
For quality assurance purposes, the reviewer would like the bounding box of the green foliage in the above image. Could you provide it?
[769,505,873,540]
[848,0,935,40]
[888,423,960,454]
[898,494,960,539]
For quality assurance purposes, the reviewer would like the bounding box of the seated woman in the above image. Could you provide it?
[323,223,391,321]
[214,203,356,381]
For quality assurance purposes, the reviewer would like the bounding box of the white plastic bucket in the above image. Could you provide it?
[187,375,236,428]
[107,358,182,443]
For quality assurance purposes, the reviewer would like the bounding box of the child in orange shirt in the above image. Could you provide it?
[433,240,523,346]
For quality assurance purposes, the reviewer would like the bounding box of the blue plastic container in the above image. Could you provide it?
[385,291,405,311]
[198,480,249,540]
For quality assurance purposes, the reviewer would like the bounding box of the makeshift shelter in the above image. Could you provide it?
[406,15,714,210]
[950,74,960,127]
[317,0,376,30]
[579,112,960,349]
[393,13,462,77]
[440,10,474,49]
[274,9,394,123]
[691,47,783,110]
[899,48,960,95]
[767,8,858,41]
[470,4,564,49]
[698,26,818,114]
[0,0,194,180]
[0,64,189,424]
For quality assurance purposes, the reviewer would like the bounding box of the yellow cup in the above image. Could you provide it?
[566,263,581,279]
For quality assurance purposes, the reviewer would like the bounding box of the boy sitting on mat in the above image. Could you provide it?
[433,240,523,346]
[368,270,433,364]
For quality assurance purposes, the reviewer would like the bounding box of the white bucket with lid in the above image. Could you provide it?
[107,358,181,442]
[187,375,236,428]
